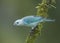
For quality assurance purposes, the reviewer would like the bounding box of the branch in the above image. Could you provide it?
[26,0,56,43]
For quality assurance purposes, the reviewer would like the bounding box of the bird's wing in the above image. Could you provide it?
[23,16,43,24]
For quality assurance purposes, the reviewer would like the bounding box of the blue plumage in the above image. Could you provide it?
[13,16,55,28]
[23,16,43,24]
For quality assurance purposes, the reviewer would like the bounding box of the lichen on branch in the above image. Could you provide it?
[26,0,56,43]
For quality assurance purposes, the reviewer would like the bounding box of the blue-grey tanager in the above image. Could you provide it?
[13,16,55,29]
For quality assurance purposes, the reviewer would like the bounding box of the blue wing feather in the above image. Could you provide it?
[23,16,43,24]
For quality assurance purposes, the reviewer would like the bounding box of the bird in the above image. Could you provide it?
[13,16,55,29]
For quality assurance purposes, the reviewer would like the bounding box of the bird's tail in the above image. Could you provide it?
[44,18,55,22]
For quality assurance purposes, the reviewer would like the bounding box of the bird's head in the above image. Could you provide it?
[13,19,23,26]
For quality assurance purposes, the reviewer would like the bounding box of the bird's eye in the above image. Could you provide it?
[16,22,19,24]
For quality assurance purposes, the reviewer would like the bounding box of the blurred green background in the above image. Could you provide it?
[0,0,60,43]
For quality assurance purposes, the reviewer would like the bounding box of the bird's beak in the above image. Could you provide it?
[13,22,16,26]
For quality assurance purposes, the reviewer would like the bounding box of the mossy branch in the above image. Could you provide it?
[26,0,56,43]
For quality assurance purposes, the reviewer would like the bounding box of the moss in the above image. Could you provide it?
[26,0,56,43]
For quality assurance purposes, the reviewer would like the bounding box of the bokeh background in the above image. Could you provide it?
[0,0,60,43]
